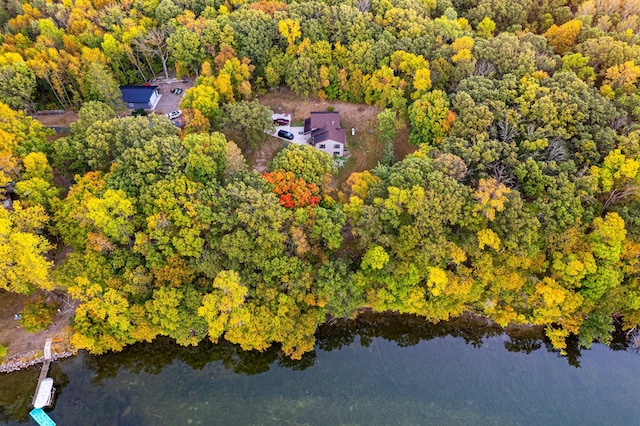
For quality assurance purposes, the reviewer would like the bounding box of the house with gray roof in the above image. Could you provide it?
[303,111,346,157]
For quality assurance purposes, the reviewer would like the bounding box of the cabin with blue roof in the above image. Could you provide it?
[119,85,161,110]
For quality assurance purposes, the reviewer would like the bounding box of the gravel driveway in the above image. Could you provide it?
[150,77,193,115]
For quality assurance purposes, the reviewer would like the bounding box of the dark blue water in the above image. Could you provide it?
[2,315,640,425]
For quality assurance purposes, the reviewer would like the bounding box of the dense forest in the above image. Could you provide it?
[2,0,640,359]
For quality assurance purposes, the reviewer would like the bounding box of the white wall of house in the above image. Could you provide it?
[315,140,344,157]
[149,89,161,110]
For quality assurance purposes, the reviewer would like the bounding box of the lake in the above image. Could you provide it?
[2,313,639,425]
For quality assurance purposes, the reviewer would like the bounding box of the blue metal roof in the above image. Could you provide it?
[119,85,158,103]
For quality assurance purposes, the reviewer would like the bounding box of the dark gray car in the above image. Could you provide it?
[277,130,294,140]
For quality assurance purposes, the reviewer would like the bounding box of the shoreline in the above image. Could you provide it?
[0,310,544,374]
[0,349,75,374]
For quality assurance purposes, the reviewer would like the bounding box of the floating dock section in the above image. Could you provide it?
[29,408,56,426]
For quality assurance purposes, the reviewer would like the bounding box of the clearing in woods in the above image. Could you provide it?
[32,88,416,190]
[256,88,415,188]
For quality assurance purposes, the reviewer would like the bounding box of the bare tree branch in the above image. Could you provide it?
[496,119,518,143]
[474,60,496,77]
[491,162,516,188]
[544,138,568,163]
[602,185,639,212]
[132,26,173,79]
[358,0,371,12]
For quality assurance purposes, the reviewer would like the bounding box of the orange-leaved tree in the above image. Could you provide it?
[262,170,321,208]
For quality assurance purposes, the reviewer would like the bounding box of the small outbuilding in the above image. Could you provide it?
[119,85,161,110]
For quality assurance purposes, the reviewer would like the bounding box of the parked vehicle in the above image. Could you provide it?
[165,110,182,120]
[277,130,294,140]
[273,118,290,125]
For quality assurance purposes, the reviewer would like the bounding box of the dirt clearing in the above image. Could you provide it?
[0,292,74,372]
[258,87,414,188]
[32,111,78,128]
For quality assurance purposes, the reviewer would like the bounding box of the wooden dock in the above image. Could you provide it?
[32,339,53,408]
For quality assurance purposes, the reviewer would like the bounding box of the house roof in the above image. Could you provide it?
[312,126,345,145]
[306,111,345,144]
[120,85,158,103]
[307,111,341,131]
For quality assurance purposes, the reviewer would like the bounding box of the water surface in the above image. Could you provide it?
[2,314,639,425]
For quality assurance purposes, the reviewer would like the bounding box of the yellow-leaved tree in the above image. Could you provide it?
[198,270,248,343]
[0,202,53,294]
[529,277,584,352]
[474,178,511,221]
[590,149,640,211]
[543,19,583,55]
[278,19,301,52]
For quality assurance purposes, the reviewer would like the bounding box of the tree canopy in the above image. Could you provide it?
[2,0,640,360]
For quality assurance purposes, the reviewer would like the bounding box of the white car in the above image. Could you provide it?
[165,110,182,120]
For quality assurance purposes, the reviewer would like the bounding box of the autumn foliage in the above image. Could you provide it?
[3,0,640,362]
[262,171,321,208]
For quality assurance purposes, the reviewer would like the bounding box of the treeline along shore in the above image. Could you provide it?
[1,0,640,362]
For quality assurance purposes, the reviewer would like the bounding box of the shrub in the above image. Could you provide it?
[327,105,334,112]
[0,344,7,361]
[19,296,57,333]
